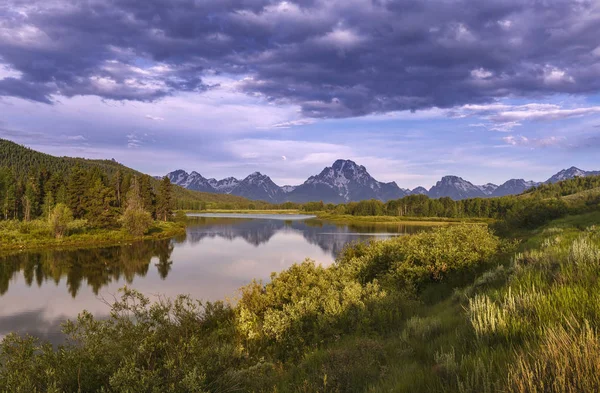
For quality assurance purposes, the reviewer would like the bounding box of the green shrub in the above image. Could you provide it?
[120,206,152,236]
[0,288,240,393]
[395,224,499,283]
[236,260,386,359]
[48,203,73,239]
[338,224,500,288]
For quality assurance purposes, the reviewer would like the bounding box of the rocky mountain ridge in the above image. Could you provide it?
[167,161,599,203]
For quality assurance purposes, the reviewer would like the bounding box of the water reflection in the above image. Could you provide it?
[0,239,176,297]
[0,216,428,343]
[184,217,420,256]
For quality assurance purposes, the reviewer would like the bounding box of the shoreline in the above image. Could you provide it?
[187,209,491,226]
[0,222,186,255]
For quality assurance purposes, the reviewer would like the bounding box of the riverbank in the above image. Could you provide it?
[0,220,186,253]
[315,212,492,225]
[189,209,491,226]
[186,208,303,215]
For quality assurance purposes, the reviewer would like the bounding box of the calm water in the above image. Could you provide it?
[0,214,428,343]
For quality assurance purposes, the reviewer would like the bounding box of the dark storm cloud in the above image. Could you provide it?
[1,0,600,117]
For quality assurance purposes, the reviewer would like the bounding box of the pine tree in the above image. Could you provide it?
[24,178,40,219]
[114,169,123,207]
[156,176,174,221]
[87,179,118,228]
[3,184,16,220]
[67,167,90,219]
[139,175,156,218]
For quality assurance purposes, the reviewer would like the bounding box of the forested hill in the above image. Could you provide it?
[0,138,127,178]
[0,138,251,209]
[522,173,600,198]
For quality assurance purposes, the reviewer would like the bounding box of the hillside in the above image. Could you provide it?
[0,139,251,207]
[520,174,600,199]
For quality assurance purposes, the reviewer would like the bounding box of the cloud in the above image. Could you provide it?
[145,115,165,121]
[64,134,86,141]
[0,0,600,117]
[502,135,565,148]
[458,103,600,131]
[270,119,315,128]
[127,133,144,148]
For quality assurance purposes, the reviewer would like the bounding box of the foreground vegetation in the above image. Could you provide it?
[1,211,598,392]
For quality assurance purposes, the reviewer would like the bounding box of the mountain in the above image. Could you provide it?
[478,183,498,196]
[286,159,407,203]
[409,187,428,195]
[167,170,216,193]
[281,185,297,193]
[491,179,539,197]
[228,172,284,202]
[546,167,600,184]
[208,177,239,193]
[428,176,486,200]
[167,161,600,203]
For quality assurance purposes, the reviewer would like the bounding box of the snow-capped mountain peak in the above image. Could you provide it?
[546,166,587,183]
[281,185,296,193]
[409,186,428,195]
[478,183,499,196]
[208,177,239,193]
[428,176,485,200]
[301,159,405,202]
[167,163,600,203]
[167,170,215,192]
[231,172,283,201]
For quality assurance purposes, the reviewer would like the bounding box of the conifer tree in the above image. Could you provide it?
[113,169,123,207]
[156,176,174,221]
[67,167,90,218]
[87,179,118,228]
[139,175,156,218]
[3,184,16,220]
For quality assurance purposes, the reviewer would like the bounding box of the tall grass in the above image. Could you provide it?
[508,322,600,393]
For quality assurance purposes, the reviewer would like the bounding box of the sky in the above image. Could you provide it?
[1,0,600,189]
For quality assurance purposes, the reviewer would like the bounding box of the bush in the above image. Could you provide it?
[120,206,152,236]
[0,288,240,393]
[48,203,73,238]
[236,260,386,359]
[338,224,500,288]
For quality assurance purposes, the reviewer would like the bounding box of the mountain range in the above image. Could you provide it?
[166,160,600,203]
